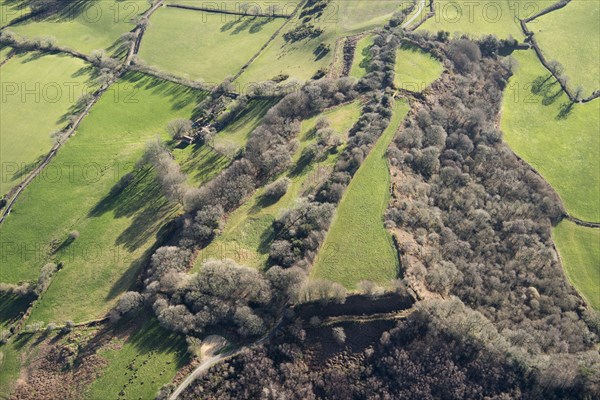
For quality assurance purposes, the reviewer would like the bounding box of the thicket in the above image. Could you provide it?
[385,32,596,354]
[181,297,600,399]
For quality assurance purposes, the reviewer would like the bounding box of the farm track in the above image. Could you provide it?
[0,1,165,225]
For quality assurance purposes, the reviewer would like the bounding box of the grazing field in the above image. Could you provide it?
[337,0,407,33]
[350,35,374,78]
[501,50,600,222]
[553,220,600,310]
[0,46,13,62]
[0,52,97,196]
[532,0,600,97]
[419,0,553,39]
[198,101,362,269]
[212,98,278,155]
[0,340,20,398]
[0,73,205,324]
[237,0,404,85]
[87,316,188,400]
[138,7,284,83]
[10,0,149,56]
[311,99,409,288]
[0,0,29,26]
[394,44,443,92]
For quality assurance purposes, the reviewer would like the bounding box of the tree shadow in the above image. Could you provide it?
[8,154,46,183]
[257,222,276,255]
[124,72,206,111]
[556,101,575,120]
[220,16,243,32]
[248,17,272,34]
[289,148,315,177]
[0,293,36,328]
[9,0,102,22]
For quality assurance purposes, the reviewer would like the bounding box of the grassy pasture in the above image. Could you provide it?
[0,339,22,398]
[501,50,600,222]
[138,7,284,83]
[0,52,98,196]
[532,0,599,97]
[0,46,13,62]
[237,0,405,85]
[419,0,555,39]
[87,315,188,400]
[165,0,301,16]
[350,34,374,78]
[0,73,206,324]
[394,44,443,92]
[0,0,29,26]
[212,98,278,155]
[197,101,362,269]
[553,220,600,310]
[311,99,409,289]
[10,0,149,56]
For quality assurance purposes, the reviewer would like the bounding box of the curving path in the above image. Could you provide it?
[402,0,425,29]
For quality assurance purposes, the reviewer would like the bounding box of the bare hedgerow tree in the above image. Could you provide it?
[166,118,192,140]
[332,327,346,345]
[263,178,291,202]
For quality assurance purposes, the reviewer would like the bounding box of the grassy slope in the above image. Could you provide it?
[138,7,284,83]
[0,52,97,196]
[10,1,148,56]
[532,0,599,97]
[312,99,410,288]
[0,73,205,324]
[501,50,600,222]
[553,220,600,310]
[0,0,29,26]
[0,340,22,399]
[199,101,362,269]
[394,44,443,92]
[237,0,403,85]
[419,0,554,39]
[86,316,188,400]
[350,35,374,79]
[0,46,12,62]
[213,98,278,153]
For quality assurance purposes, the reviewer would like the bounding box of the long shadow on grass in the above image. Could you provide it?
[8,0,105,22]
[124,72,206,111]
[89,166,177,252]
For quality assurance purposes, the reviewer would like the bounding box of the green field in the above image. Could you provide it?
[10,1,148,56]
[138,7,284,83]
[501,50,600,222]
[419,0,554,39]
[0,339,22,398]
[0,73,206,324]
[166,0,301,14]
[87,316,188,400]
[311,99,409,288]
[553,220,600,310]
[0,52,98,196]
[0,46,13,62]
[350,35,374,78]
[395,44,443,92]
[532,0,599,97]
[212,98,278,155]
[198,101,363,269]
[237,1,404,85]
[0,0,29,26]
